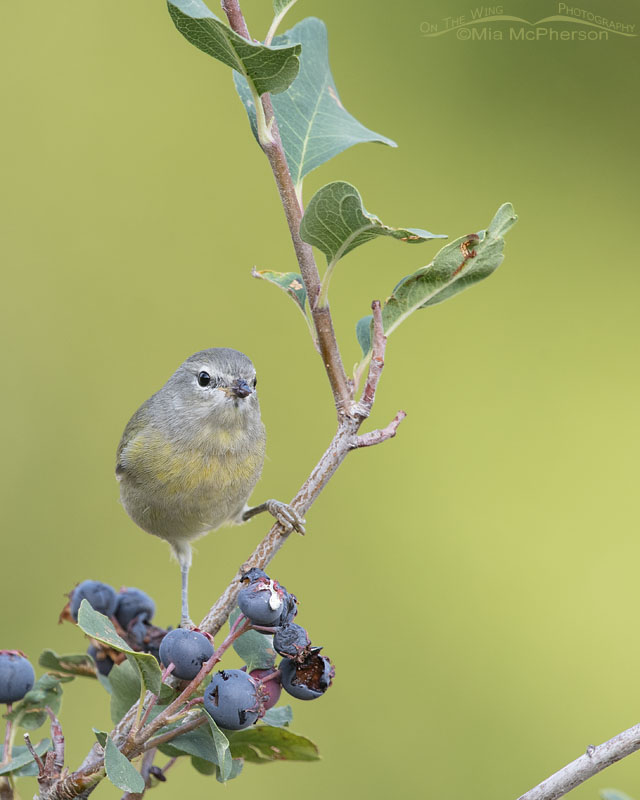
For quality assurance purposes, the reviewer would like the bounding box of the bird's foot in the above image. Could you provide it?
[242,500,305,534]
[265,499,306,535]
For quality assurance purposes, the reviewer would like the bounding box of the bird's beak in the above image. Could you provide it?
[230,379,252,399]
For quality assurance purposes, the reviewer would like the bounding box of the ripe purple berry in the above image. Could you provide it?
[280,651,334,701]
[273,623,311,662]
[115,587,155,630]
[249,668,282,710]
[159,629,213,680]
[70,580,118,621]
[277,589,298,626]
[0,651,35,705]
[204,669,265,730]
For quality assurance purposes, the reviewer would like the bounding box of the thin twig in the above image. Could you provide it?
[517,721,640,800]
[144,714,207,752]
[46,708,65,776]
[352,411,407,449]
[23,733,45,776]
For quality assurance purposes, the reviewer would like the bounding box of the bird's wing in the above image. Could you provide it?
[115,403,150,480]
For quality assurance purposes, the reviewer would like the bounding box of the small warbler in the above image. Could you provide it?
[116,348,304,626]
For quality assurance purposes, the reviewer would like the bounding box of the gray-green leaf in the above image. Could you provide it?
[262,705,293,727]
[39,649,96,679]
[252,268,307,314]
[77,600,162,695]
[356,203,517,356]
[300,181,445,269]
[601,792,636,800]
[204,711,232,781]
[234,18,396,185]
[168,0,300,95]
[109,660,142,725]
[7,674,68,731]
[0,740,50,777]
[92,729,108,748]
[273,0,297,14]
[104,736,145,793]
[228,725,319,763]
[216,758,243,782]
[230,607,276,671]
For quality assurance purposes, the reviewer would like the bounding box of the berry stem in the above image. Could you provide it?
[1,706,12,767]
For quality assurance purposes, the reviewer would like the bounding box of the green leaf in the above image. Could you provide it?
[356,314,373,357]
[228,725,319,763]
[273,0,297,14]
[77,600,162,695]
[252,268,307,314]
[191,755,216,775]
[0,740,50,777]
[230,608,276,671]
[104,736,145,794]
[39,649,96,679]
[93,729,108,748]
[262,705,293,727]
[601,792,636,800]
[234,18,396,185]
[216,757,243,782]
[109,660,142,725]
[7,674,67,731]
[158,720,218,763]
[204,711,232,781]
[300,181,445,269]
[168,0,301,96]
[356,203,517,355]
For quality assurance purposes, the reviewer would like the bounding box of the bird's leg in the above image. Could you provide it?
[174,543,194,628]
[242,500,306,534]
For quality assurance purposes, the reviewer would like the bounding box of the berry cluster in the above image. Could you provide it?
[237,568,335,702]
[63,570,334,736]
[67,580,163,675]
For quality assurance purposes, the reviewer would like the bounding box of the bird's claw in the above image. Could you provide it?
[266,500,306,535]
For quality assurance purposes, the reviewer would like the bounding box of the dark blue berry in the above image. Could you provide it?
[277,589,298,626]
[280,651,334,701]
[203,669,265,730]
[0,651,35,705]
[115,588,155,630]
[238,578,287,627]
[159,629,213,680]
[273,623,311,661]
[70,580,118,621]
[241,568,268,583]
[87,645,114,677]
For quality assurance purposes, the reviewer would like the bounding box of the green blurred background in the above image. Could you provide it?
[2,0,639,797]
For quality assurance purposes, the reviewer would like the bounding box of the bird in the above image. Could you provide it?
[116,347,304,626]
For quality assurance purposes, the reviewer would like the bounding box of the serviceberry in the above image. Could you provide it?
[159,628,213,680]
[70,580,118,621]
[273,623,311,662]
[249,668,282,710]
[87,644,114,677]
[238,575,287,627]
[280,650,334,701]
[115,587,155,630]
[0,651,35,705]
[204,669,265,730]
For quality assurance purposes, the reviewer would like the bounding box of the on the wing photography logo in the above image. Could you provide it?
[420,3,637,41]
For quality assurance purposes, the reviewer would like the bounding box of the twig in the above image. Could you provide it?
[23,733,45,776]
[1,707,12,767]
[144,714,207,752]
[46,708,65,776]
[351,411,407,449]
[517,721,640,800]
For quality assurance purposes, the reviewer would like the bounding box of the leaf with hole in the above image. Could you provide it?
[252,268,307,316]
[234,18,396,186]
[168,0,300,96]
[300,181,445,268]
[77,600,162,695]
[228,725,319,763]
[39,649,96,679]
[104,736,144,793]
[355,203,517,357]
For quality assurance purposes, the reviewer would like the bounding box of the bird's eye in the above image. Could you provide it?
[252,376,257,389]
[197,371,211,387]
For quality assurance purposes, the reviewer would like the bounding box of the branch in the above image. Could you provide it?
[352,411,406,449]
[221,0,352,415]
[518,721,640,800]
